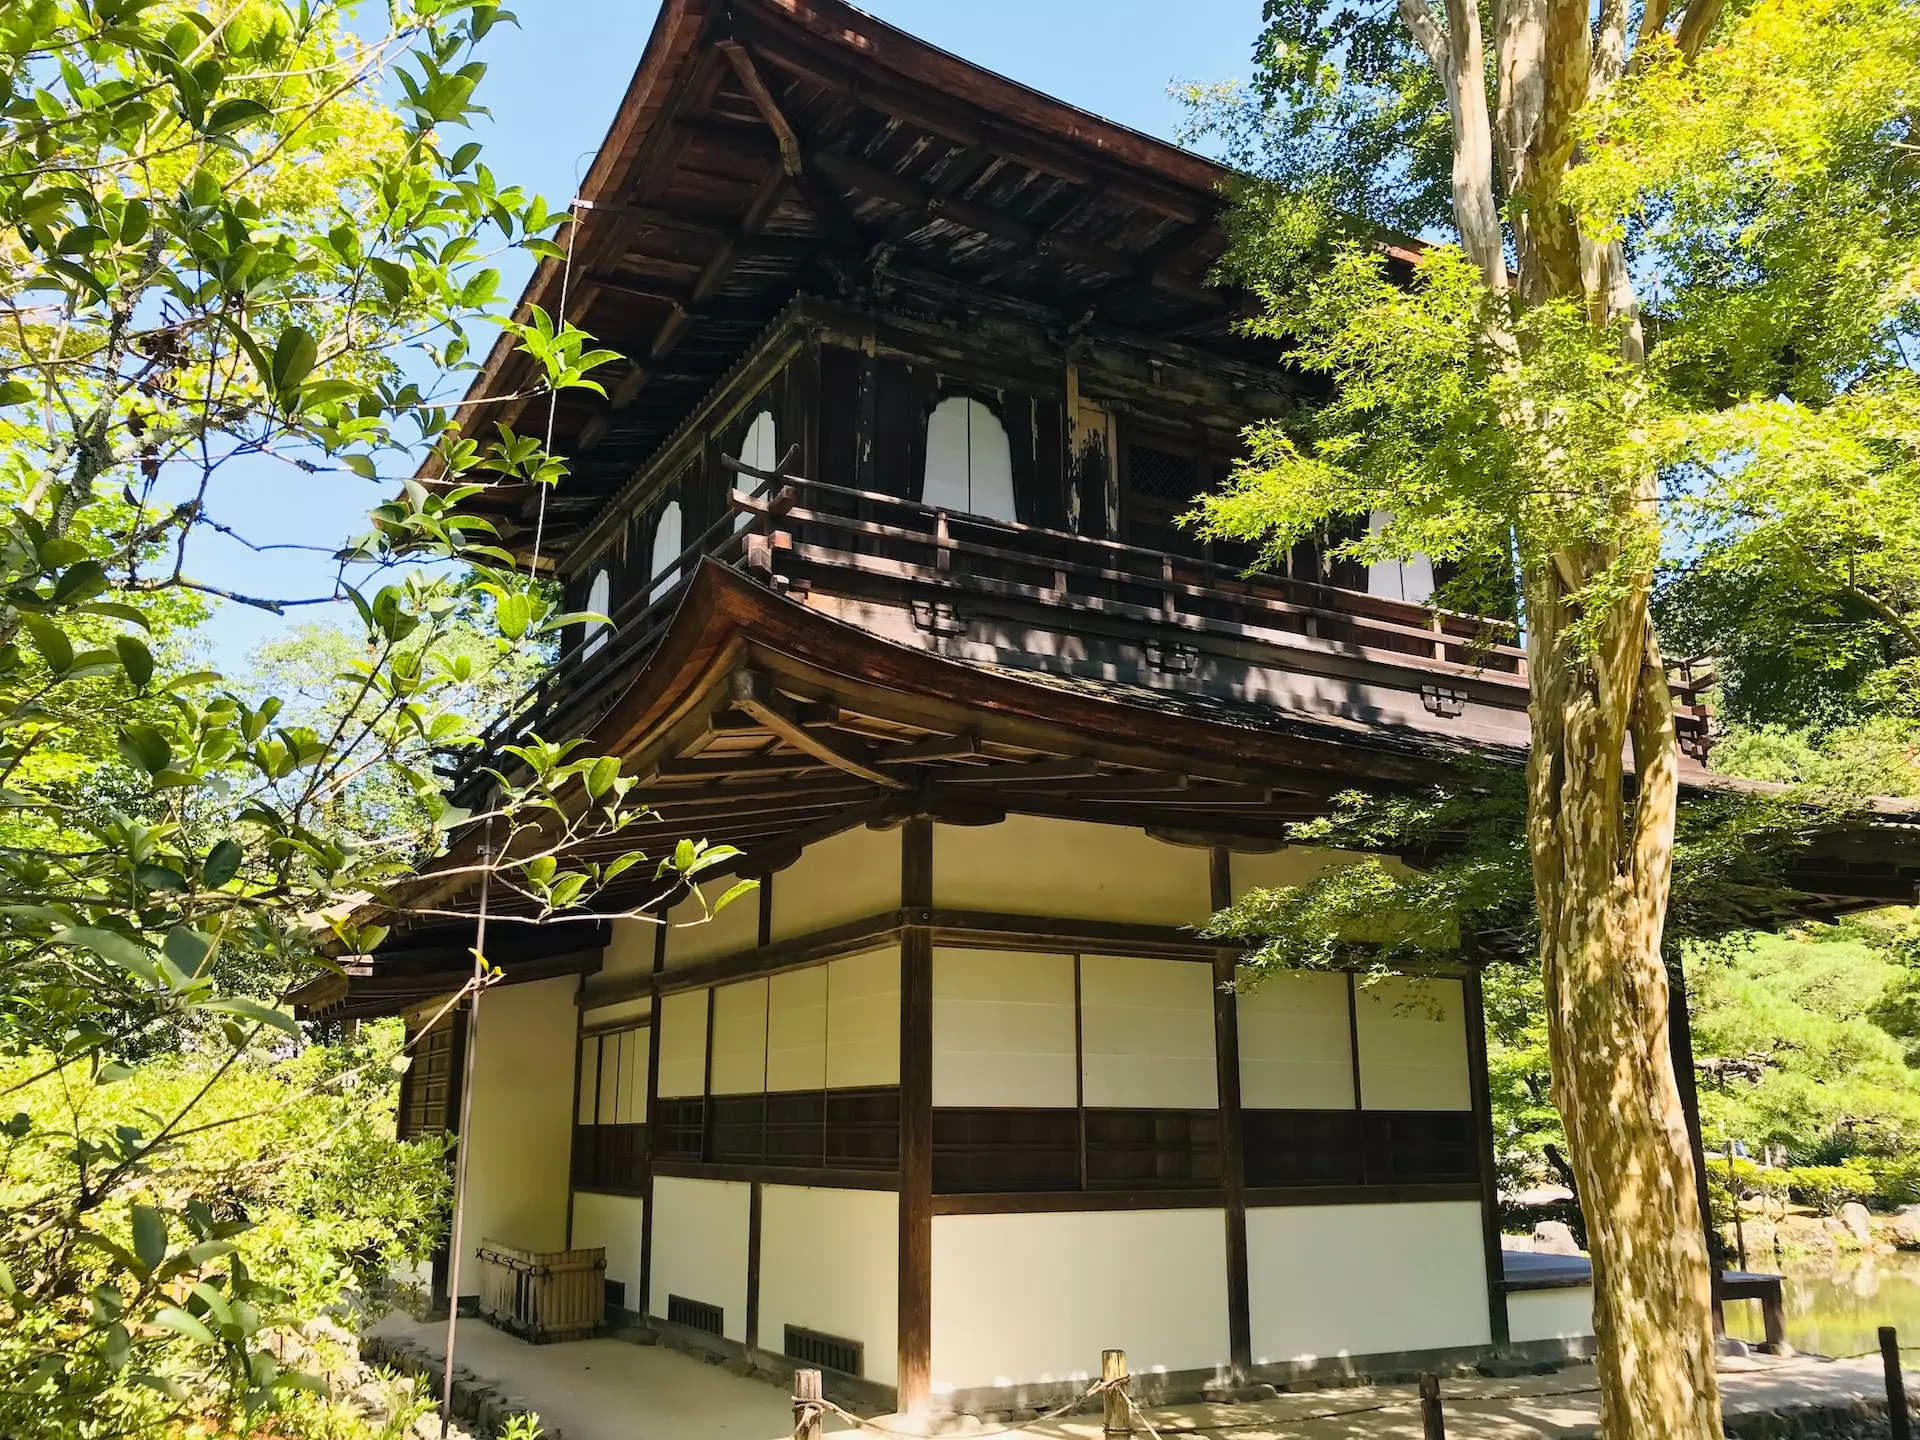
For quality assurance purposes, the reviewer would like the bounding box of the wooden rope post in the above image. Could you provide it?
[793,1369,823,1440]
[1883,1328,1911,1440]
[1419,1372,1446,1440]
[1102,1349,1131,1438]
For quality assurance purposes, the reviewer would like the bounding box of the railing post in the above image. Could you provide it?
[1883,1327,1910,1440]
[1419,1372,1446,1440]
[793,1368,822,1440]
[1102,1348,1131,1438]
[935,509,951,573]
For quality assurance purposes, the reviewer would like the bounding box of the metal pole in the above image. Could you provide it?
[1883,1326,1911,1440]
[439,822,494,1439]
[1726,1144,1747,1272]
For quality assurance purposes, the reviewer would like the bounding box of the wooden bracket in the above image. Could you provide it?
[729,669,910,790]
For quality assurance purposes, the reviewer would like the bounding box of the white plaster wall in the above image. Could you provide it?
[460,975,578,1278]
[759,1186,900,1384]
[569,1190,645,1314]
[1246,1202,1491,1362]
[1229,847,1348,901]
[710,977,769,1094]
[931,1209,1231,1394]
[1354,977,1471,1111]
[934,816,1212,929]
[772,826,902,941]
[1080,954,1217,1109]
[768,964,828,1092]
[664,885,760,968]
[1237,971,1354,1110]
[657,988,709,1098]
[827,949,900,1088]
[648,1175,752,1341]
[600,918,656,984]
[933,948,1077,1107]
[1508,1287,1595,1344]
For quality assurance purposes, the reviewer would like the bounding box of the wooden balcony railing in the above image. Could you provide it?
[448,472,1708,797]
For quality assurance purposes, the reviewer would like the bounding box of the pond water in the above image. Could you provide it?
[1722,1249,1920,1358]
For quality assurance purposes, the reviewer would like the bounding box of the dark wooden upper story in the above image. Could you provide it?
[430,0,1671,777]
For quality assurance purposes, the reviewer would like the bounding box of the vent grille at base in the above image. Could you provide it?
[785,1324,863,1377]
[667,1294,723,1336]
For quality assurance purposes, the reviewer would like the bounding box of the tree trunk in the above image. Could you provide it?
[1527,570,1723,1439]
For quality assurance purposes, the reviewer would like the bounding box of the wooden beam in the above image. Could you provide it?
[717,40,803,176]
[729,670,911,790]
[876,731,981,765]
[938,756,1098,785]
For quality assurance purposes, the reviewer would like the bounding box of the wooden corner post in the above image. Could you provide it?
[1209,847,1252,1377]
[898,816,935,1411]
[1462,962,1510,1349]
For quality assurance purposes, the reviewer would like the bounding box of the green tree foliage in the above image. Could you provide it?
[0,1024,448,1436]
[0,3,750,1431]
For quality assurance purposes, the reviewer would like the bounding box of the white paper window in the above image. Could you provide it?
[582,567,611,658]
[734,411,777,532]
[922,396,1016,524]
[649,500,683,602]
[1366,509,1435,604]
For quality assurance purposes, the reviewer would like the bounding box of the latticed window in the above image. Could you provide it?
[573,1025,650,1194]
[398,1019,456,1141]
[1126,443,1200,504]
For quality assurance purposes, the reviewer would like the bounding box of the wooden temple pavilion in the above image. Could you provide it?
[304,0,1920,1413]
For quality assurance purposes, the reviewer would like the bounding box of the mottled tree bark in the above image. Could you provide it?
[1392,0,1730,1430]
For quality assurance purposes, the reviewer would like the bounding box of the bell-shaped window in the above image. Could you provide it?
[734,411,777,530]
[582,568,611,659]
[649,500,683,603]
[922,396,1017,523]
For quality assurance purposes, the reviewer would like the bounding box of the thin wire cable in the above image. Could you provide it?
[438,817,495,1440]
[527,200,580,576]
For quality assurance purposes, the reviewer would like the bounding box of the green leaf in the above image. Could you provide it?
[135,863,187,893]
[270,326,318,395]
[152,1306,215,1346]
[59,927,158,983]
[585,755,621,798]
[104,1323,131,1371]
[118,723,171,774]
[114,635,154,689]
[205,96,270,133]
[162,928,212,975]
[22,617,73,675]
[200,997,299,1037]
[130,1205,166,1271]
[495,590,531,641]
[202,839,242,889]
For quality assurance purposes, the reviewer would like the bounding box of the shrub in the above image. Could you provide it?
[1786,1161,1881,1212]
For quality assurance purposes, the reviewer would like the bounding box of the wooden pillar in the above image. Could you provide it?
[1462,965,1510,1348]
[1667,950,1724,1330]
[746,1180,764,1355]
[638,912,667,1322]
[897,816,935,1411]
[1209,848,1252,1377]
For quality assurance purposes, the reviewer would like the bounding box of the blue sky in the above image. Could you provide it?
[194,0,1265,666]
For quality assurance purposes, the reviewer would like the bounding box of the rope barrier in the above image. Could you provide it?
[798,1376,1125,1439]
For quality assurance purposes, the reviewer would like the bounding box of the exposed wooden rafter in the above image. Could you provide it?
[728,668,912,790]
